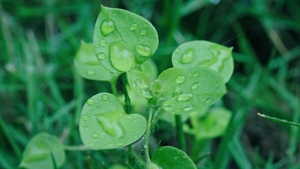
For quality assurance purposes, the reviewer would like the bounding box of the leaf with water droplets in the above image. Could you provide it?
[19,133,65,169]
[93,5,159,73]
[151,146,197,169]
[192,108,231,139]
[172,40,233,83]
[74,42,119,82]
[162,66,226,115]
[127,70,152,99]
[79,93,147,150]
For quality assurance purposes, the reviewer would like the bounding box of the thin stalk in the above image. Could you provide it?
[175,115,186,152]
[145,104,154,164]
[63,145,91,151]
[111,76,118,96]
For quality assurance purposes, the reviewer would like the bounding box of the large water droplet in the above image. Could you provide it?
[97,53,105,60]
[130,24,138,31]
[176,76,186,84]
[87,98,94,106]
[192,82,200,90]
[140,30,147,35]
[101,19,115,36]
[109,41,135,71]
[178,93,193,102]
[135,79,142,86]
[151,80,163,94]
[135,45,152,57]
[100,39,106,47]
[102,94,108,101]
[180,48,195,64]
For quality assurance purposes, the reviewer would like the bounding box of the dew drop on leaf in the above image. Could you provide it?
[193,72,199,77]
[96,53,105,60]
[87,98,94,106]
[87,70,95,75]
[101,19,115,36]
[192,82,200,90]
[83,115,88,121]
[100,39,106,47]
[175,86,182,93]
[109,41,135,71]
[151,80,163,94]
[92,134,99,139]
[140,30,147,35]
[163,105,173,111]
[176,76,186,84]
[135,44,152,57]
[141,89,152,98]
[88,142,95,147]
[102,94,109,101]
[180,48,194,64]
[130,24,138,31]
[184,105,194,111]
[178,93,193,102]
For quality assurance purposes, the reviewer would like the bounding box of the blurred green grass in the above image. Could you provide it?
[0,0,299,168]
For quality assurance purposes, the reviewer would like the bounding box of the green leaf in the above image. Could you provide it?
[127,70,153,99]
[19,133,65,169]
[151,68,183,100]
[172,40,233,83]
[141,58,158,81]
[74,42,119,82]
[93,5,159,73]
[79,93,147,150]
[162,66,226,115]
[193,108,232,139]
[151,146,197,169]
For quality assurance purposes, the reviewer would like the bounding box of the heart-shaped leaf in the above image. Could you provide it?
[172,40,233,83]
[74,42,119,82]
[127,70,153,99]
[93,5,159,73]
[19,133,65,169]
[162,66,226,115]
[192,107,232,139]
[151,146,197,169]
[79,93,147,150]
[141,58,158,81]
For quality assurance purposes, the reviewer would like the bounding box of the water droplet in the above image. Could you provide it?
[163,105,172,111]
[135,44,152,57]
[101,19,115,36]
[184,105,194,111]
[102,94,108,101]
[144,24,148,28]
[97,53,105,60]
[83,115,88,121]
[140,30,147,35]
[178,93,193,102]
[142,90,152,98]
[88,142,95,147]
[175,48,180,54]
[92,134,99,139]
[176,76,186,84]
[87,70,95,75]
[135,79,142,86]
[100,39,106,47]
[151,80,163,94]
[109,41,134,71]
[87,98,94,106]
[192,82,200,90]
[180,48,195,64]
[116,142,123,146]
[130,24,138,30]
[193,72,199,77]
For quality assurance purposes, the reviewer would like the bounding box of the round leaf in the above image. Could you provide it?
[162,66,226,115]
[151,146,197,169]
[19,132,65,169]
[194,107,232,139]
[93,5,159,73]
[127,70,153,99]
[79,93,147,150]
[141,58,158,81]
[74,42,119,82]
[172,40,233,82]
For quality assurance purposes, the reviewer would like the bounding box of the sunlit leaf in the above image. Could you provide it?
[93,5,159,73]
[151,146,197,169]
[79,93,147,150]
[19,133,65,169]
[172,40,233,82]
[74,42,119,82]
[127,70,153,99]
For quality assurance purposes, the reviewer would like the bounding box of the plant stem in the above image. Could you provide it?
[145,104,154,164]
[111,76,118,96]
[63,145,90,151]
[175,115,186,152]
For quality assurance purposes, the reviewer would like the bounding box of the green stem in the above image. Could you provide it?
[111,76,118,96]
[145,104,154,164]
[63,145,90,151]
[257,113,300,127]
[175,115,186,152]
